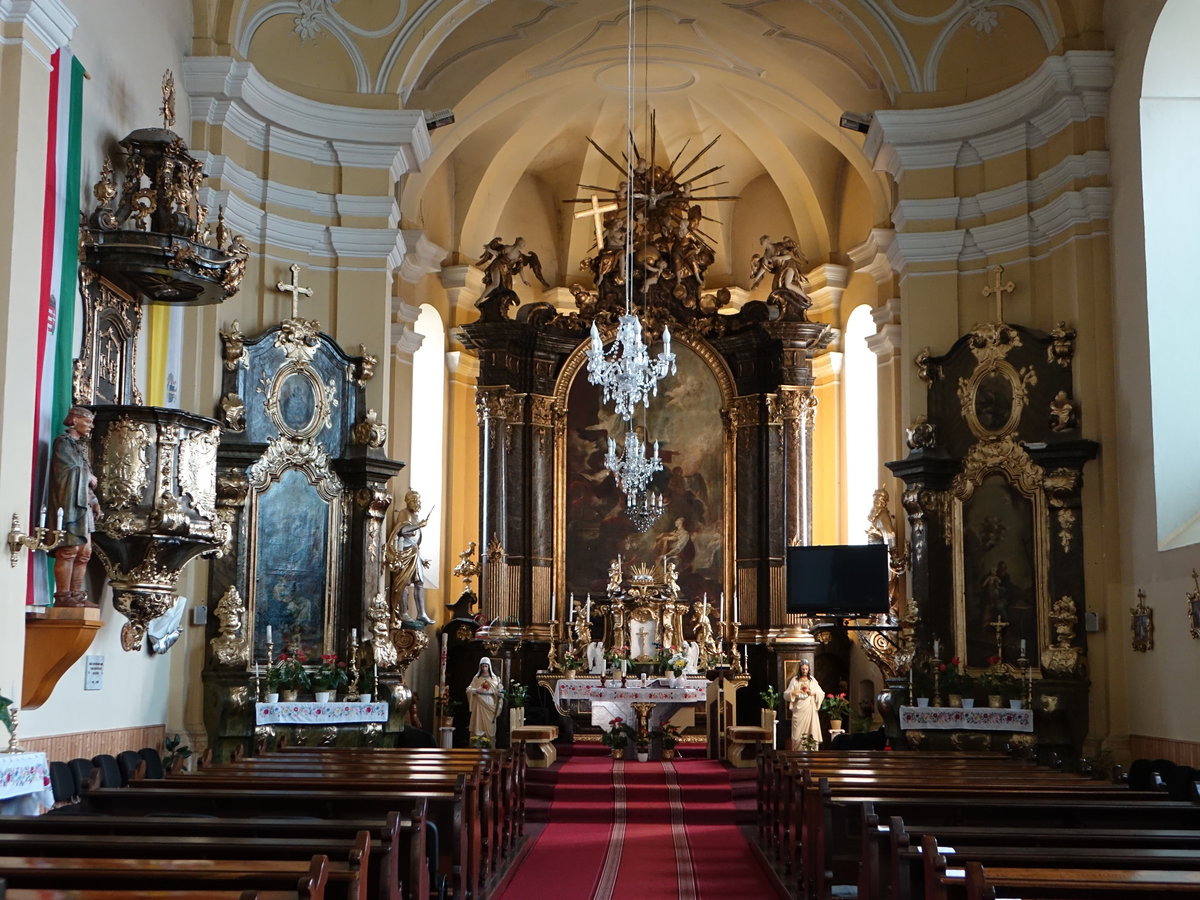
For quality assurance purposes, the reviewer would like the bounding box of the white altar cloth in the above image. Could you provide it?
[255,701,390,726]
[898,705,1033,733]
[555,678,707,731]
[0,751,53,815]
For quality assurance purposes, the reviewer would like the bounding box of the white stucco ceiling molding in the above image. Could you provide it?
[865,50,1114,179]
[922,1,1058,92]
[866,296,903,357]
[391,298,425,365]
[0,0,75,63]
[846,228,895,286]
[182,56,432,177]
[805,264,849,321]
[398,230,449,284]
[808,0,920,97]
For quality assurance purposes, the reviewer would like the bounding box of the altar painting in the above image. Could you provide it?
[565,341,724,602]
[958,472,1039,669]
[251,466,336,659]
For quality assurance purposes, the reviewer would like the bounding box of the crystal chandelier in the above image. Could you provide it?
[604,429,662,499]
[584,0,676,422]
[587,319,675,421]
[625,488,665,533]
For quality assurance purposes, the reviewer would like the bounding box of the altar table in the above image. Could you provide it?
[0,751,53,815]
[554,678,708,734]
[899,705,1033,732]
[255,700,390,726]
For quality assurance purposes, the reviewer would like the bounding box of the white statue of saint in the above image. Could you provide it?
[684,641,701,674]
[587,641,606,674]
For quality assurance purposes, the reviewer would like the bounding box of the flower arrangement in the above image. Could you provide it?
[760,685,781,710]
[503,681,528,709]
[271,652,310,692]
[820,692,852,720]
[634,727,650,752]
[977,665,1018,698]
[601,717,632,750]
[939,657,969,695]
[470,734,492,748]
[668,649,688,674]
[312,653,350,692]
[0,691,12,734]
[560,651,581,673]
[658,722,683,750]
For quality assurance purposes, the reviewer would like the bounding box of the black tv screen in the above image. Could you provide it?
[786,544,890,616]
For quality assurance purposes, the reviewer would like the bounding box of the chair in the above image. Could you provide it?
[90,753,123,788]
[48,761,77,805]
[137,746,165,779]
[116,749,144,784]
[68,757,96,792]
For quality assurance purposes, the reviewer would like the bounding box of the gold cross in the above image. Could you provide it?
[574,194,619,248]
[981,264,1015,322]
[275,263,314,319]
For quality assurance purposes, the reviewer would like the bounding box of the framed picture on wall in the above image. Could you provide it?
[1130,589,1153,652]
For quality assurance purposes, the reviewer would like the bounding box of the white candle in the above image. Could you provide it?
[733,592,739,622]
[1020,638,1026,656]
[266,624,272,644]
[351,627,358,645]
[56,507,63,530]
[585,595,591,621]
[39,506,46,528]
[550,592,557,622]
[569,592,575,622]
[720,592,726,625]
[255,663,260,678]
[933,639,940,657]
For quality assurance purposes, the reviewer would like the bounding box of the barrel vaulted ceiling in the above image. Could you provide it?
[190,0,1098,296]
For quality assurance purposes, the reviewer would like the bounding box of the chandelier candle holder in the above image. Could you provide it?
[605,430,663,498]
[587,317,676,422]
[626,489,665,533]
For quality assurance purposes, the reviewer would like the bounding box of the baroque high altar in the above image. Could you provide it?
[460,120,833,653]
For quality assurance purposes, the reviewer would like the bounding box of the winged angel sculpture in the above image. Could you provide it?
[474,236,551,321]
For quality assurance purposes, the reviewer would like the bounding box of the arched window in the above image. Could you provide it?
[1142,0,1200,549]
[409,304,446,583]
[844,304,878,543]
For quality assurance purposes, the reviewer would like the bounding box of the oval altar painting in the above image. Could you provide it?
[278,371,318,433]
[973,369,1015,434]
[565,340,723,603]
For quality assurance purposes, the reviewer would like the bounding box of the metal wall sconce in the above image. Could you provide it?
[7,514,66,567]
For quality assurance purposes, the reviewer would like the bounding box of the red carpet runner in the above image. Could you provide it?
[498,746,780,899]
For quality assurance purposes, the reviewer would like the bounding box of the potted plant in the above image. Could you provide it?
[601,716,632,759]
[940,657,969,706]
[312,653,349,702]
[272,652,310,701]
[440,693,463,729]
[470,733,492,749]
[667,648,688,684]
[659,723,683,760]
[0,690,14,738]
[504,681,528,730]
[355,667,374,704]
[760,684,780,732]
[634,727,651,762]
[560,651,580,679]
[820,692,851,730]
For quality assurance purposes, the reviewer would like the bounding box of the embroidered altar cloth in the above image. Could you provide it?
[899,705,1033,732]
[554,679,706,704]
[0,751,53,815]
[255,701,390,726]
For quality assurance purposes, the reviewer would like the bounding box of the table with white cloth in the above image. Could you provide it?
[0,751,53,815]
[554,678,708,736]
[254,700,391,749]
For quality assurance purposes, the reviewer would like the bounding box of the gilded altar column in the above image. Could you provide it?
[474,386,511,623]
[527,394,556,636]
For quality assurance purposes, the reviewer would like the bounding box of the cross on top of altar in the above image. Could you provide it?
[276,263,314,320]
[574,193,619,248]
[981,263,1015,322]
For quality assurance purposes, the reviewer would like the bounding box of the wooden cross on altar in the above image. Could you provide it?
[981,263,1015,322]
[574,194,619,248]
[275,263,314,319]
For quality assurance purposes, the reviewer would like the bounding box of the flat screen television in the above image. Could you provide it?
[786,544,890,617]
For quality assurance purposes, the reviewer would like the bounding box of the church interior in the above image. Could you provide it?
[1,0,1199,897]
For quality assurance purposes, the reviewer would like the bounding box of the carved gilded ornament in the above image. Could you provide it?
[906,415,936,450]
[92,542,181,651]
[1130,589,1153,653]
[486,534,505,563]
[356,344,377,385]
[1047,321,1077,367]
[260,361,337,441]
[957,358,1037,441]
[209,585,249,667]
[1049,391,1077,432]
[219,321,249,371]
[349,409,388,448]
[390,627,430,674]
[273,317,322,363]
[100,418,151,509]
[178,427,220,522]
[915,346,936,384]
[800,390,818,428]
[248,437,344,501]
[730,395,762,428]
[220,393,246,432]
[967,322,1022,363]
[952,436,1045,500]
[1056,509,1076,553]
[366,592,397,669]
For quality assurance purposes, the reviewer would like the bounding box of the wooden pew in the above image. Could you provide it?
[0,854,335,899]
[954,859,1200,898]
[81,784,470,899]
[0,809,426,900]
[2,892,274,900]
[138,762,486,894]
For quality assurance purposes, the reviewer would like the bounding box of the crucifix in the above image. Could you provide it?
[981,263,1015,322]
[574,194,619,248]
[275,263,313,320]
[989,616,1009,664]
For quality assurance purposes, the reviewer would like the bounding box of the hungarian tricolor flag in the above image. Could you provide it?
[29,47,86,606]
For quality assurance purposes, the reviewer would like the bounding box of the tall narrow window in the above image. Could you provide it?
[409,304,446,584]
[844,304,878,543]
[1143,0,1200,549]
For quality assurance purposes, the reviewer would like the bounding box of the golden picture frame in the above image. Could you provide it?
[1186,570,1200,641]
[1130,589,1153,653]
